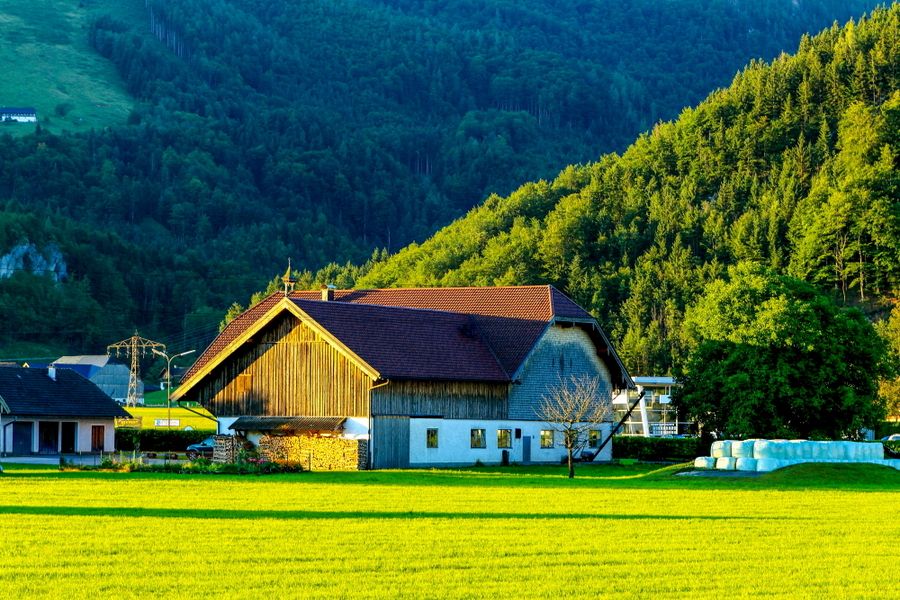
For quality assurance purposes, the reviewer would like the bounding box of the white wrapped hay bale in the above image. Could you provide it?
[810,441,829,460]
[731,440,756,458]
[711,441,732,458]
[756,458,781,472]
[716,457,737,470]
[694,457,716,469]
[756,440,790,459]
[735,457,758,471]
[860,443,883,461]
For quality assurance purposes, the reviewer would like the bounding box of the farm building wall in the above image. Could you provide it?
[407,418,612,466]
[0,418,116,454]
[508,324,613,420]
[370,380,508,419]
[190,312,373,417]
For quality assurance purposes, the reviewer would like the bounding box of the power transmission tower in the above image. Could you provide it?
[107,332,166,407]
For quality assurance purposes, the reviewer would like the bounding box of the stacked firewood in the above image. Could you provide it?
[258,434,367,470]
[213,435,241,463]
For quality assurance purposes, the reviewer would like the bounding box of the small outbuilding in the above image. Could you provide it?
[0,367,128,455]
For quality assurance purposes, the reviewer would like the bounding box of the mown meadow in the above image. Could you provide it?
[0,463,897,598]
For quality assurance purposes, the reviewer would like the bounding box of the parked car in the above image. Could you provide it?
[881,434,900,442]
[186,436,216,460]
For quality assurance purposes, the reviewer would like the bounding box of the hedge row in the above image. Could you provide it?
[612,435,706,462]
[115,429,211,452]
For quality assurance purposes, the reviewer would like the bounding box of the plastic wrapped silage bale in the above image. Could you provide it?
[792,440,814,460]
[716,457,737,470]
[755,458,783,472]
[754,440,775,459]
[731,440,755,458]
[735,457,758,471]
[694,457,716,469]
[810,441,828,460]
[861,442,883,461]
[711,441,732,458]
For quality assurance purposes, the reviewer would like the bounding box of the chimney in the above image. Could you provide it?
[321,284,336,302]
[48,366,56,381]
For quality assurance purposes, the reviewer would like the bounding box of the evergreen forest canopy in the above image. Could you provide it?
[0,0,891,358]
[306,6,900,380]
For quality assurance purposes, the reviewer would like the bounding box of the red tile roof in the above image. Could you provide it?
[181,285,602,385]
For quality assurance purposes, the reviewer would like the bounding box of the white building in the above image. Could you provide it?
[0,107,37,123]
[0,366,127,455]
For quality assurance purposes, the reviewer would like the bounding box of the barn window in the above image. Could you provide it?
[497,429,512,449]
[236,373,252,394]
[470,428,486,449]
[540,429,554,448]
[588,430,601,448]
[426,428,439,448]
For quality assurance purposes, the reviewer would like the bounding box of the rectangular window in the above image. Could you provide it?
[426,428,439,448]
[497,429,512,449]
[470,428,486,449]
[540,429,554,448]
[236,373,252,394]
[589,430,601,449]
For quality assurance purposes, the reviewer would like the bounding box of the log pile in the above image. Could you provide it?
[213,435,242,463]
[258,434,367,470]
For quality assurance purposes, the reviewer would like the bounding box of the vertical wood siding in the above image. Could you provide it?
[193,313,373,417]
[371,381,508,419]
[372,416,410,469]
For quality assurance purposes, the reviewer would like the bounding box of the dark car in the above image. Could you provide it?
[186,436,216,460]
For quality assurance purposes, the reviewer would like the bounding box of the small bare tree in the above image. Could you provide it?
[538,375,614,479]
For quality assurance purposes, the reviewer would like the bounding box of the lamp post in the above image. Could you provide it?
[152,349,195,432]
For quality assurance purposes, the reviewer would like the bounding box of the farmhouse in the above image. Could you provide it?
[0,107,37,123]
[0,366,128,455]
[173,285,635,468]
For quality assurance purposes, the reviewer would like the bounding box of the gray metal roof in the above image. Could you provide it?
[228,416,346,433]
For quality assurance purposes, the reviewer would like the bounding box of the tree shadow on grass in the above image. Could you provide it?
[0,505,805,521]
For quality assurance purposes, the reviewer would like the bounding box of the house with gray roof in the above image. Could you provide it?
[0,367,128,455]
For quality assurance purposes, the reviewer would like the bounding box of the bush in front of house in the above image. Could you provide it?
[115,429,212,452]
[613,435,706,462]
[63,455,305,475]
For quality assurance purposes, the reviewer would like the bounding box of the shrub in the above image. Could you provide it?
[612,436,705,462]
[115,429,211,452]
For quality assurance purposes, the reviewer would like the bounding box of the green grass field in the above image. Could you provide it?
[0,0,141,136]
[0,462,897,598]
[124,406,217,431]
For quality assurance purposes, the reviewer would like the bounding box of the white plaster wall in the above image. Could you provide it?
[217,416,238,434]
[0,419,116,453]
[75,420,117,452]
[343,417,370,439]
[409,418,612,465]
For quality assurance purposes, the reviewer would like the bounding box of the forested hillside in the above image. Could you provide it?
[315,7,900,375]
[0,0,887,356]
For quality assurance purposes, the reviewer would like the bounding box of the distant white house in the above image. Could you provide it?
[0,107,37,123]
[613,376,692,436]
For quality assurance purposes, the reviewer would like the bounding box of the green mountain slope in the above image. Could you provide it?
[349,7,900,374]
[0,0,137,135]
[0,0,890,357]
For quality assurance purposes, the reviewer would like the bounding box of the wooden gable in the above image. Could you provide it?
[187,311,374,417]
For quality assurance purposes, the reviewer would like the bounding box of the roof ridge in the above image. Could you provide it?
[290,284,552,293]
[292,297,548,321]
